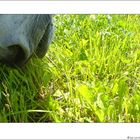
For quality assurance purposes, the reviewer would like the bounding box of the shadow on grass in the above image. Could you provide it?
[0,57,53,122]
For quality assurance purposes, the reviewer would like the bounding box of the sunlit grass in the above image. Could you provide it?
[0,15,139,122]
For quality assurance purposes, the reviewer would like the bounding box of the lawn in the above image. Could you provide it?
[0,15,139,122]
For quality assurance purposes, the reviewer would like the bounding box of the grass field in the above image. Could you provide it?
[0,15,139,122]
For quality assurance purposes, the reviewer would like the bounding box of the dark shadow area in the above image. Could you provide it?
[0,57,53,122]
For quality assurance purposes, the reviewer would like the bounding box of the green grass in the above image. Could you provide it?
[0,15,139,122]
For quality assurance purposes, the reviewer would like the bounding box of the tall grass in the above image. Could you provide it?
[0,15,139,122]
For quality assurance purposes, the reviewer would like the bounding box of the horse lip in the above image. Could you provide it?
[0,42,31,66]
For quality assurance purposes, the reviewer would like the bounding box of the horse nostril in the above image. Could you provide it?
[5,45,26,66]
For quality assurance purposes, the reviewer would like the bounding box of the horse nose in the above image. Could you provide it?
[0,44,27,66]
